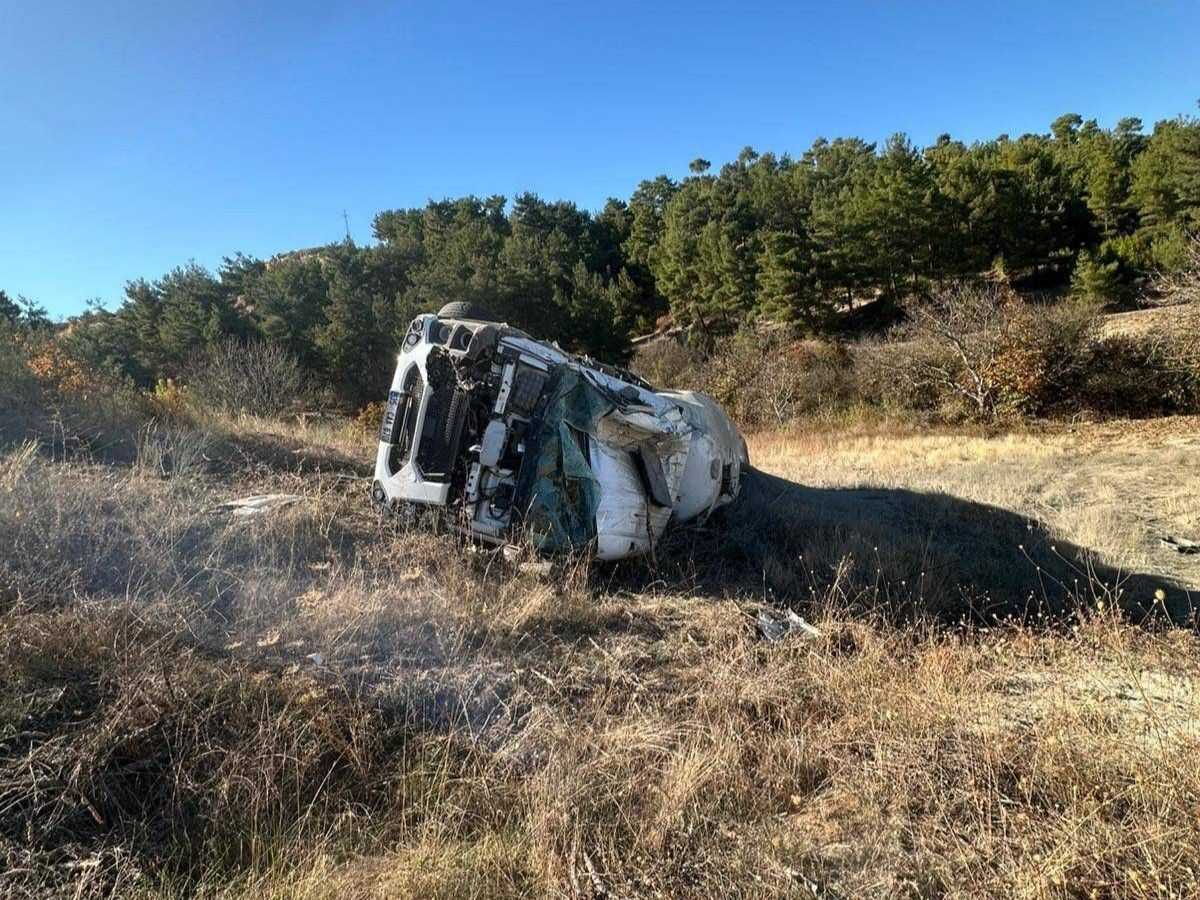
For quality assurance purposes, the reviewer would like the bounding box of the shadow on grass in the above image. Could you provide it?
[203,424,372,479]
[615,467,1196,625]
[2,410,370,479]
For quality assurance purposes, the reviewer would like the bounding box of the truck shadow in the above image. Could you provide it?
[629,467,1196,625]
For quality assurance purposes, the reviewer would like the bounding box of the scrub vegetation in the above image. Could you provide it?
[632,278,1200,429]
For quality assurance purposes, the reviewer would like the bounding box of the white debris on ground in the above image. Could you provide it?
[216,494,306,518]
[1161,534,1200,555]
[757,608,823,643]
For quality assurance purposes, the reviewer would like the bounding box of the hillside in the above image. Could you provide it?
[1101,301,1200,339]
[13,109,1195,414]
[2,408,1198,898]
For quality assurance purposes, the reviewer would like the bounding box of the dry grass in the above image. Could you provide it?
[3,415,1200,898]
[1101,304,1200,340]
[748,417,1200,596]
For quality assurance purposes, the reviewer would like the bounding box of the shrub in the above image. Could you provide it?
[896,283,1025,420]
[134,420,212,478]
[992,301,1099,416]
[852,339,945,415]
[894,285,1099,421]
[1149,232,1200,306]
[0,330,42,425]
[356,399,389,435]
[1083,233,1200,414]
[1082,330,1200,417]
[629,335,707,389]
[187,338,311,418]
[146,377,192,423]
[631,278,1197,429]
[22,332,97,396]
[0,328,149,456]
[692,327,852,429]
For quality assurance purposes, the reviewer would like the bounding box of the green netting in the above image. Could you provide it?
[516,368,612,552]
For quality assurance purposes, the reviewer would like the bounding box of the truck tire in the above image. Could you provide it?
[438,302,498,322]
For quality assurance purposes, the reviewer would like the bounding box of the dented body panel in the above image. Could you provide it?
[372,312,747,560]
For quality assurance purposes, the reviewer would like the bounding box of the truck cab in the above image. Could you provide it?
[372,303,747,560]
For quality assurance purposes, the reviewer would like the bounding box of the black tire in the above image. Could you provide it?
[437,301,498,322]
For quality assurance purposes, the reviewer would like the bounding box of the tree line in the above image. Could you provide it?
[23,109,1200,406]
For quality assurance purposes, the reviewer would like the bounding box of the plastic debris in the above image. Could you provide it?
[1161,534,1199,555]
[757,609,823,643]
[217,494,305,518]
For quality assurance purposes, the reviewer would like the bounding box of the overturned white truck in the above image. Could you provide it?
[372,303,748,560]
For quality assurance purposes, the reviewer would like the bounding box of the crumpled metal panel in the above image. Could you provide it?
[518,369,610,552]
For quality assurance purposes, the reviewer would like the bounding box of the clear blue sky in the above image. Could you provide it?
[3,0,1197,317]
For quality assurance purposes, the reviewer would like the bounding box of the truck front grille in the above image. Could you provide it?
[416,382,467,480]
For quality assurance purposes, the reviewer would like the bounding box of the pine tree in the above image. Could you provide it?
[757,230,829,331]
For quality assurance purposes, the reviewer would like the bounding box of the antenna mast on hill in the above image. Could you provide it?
[342,209,352,243]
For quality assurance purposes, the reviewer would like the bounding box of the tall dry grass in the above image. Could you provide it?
[2,416,1199,898]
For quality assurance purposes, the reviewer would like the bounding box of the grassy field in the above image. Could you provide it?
[2,413,1199,898]
[748,418,1200,606]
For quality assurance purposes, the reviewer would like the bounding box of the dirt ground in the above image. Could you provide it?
[1101,302,1200,340]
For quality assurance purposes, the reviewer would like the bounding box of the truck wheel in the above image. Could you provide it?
[438,302,498,322]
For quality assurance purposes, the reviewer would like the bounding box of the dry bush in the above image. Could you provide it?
[852,338,945,415]
[1081,331,1200,417]
[628,335,707,389]
[1072,236,1200,416]
[862,296,1197,424]
[186,338,312,419]
[145,378,193,423]
[703,333,853,428]
[634,285,1196,429]
[20,331,98,396]
[900,283,1034,420]
[0,329,150,458]
[1148,232,1200,307]
[1146,238,1200,398]
[635,327,855,429]
[355,398,389,435]
[0,331,43,438]
[993,300,1100,416]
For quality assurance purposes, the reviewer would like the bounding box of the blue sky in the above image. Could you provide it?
[3,0,1197,317]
